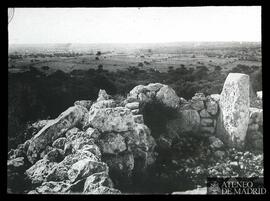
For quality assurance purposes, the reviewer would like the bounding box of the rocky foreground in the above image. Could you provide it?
[7,73,263,194]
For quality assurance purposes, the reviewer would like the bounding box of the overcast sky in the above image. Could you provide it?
[8,7,261,44]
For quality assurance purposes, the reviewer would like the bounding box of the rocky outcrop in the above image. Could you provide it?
[27,105,88,164]
[216,73,250,148]
[127,83,180,109]
[21,87,158,194]
[7,77,263,194]
[84,90,157,184]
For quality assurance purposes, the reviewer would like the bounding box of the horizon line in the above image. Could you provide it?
[9,41,261,45]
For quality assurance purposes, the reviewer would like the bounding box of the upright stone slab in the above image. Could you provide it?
[216,73,250,148]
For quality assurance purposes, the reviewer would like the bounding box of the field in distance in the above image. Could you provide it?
[8,42,261,74]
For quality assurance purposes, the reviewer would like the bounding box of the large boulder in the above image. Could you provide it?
[87,107,136,133]
[155,85,180,109]
[25,158,57,184]
[83,171,114,193]
[190,93,205,111]
[216,73,250,148]
[46,149,100,182]
[67,158,108,183]
[27,105,88,164]
[128,83,180,109]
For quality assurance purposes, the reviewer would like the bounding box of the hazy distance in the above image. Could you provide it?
[8,7,261,44]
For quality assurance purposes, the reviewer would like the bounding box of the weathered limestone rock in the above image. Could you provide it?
[126,123,156,154]
[156,85,180,109]
[31,181,70,194]
[46,148,65,163]
[81,144,102,158]
[216,73,250,148]
[52,137,67,150]
[40,146,54,159]
[256,91,262,100]
[87,107,136,133]
[83,171,114,193]
[145,83,164,92]
[84,127,101,141]
[133,114,144,124]
[46,150,100,182]
[65,127,80,140]
[67,131,95,153]
[85,186,121,194]
[27,105,88,164]
[138,93,152,103]
[97,89,110,102]
[206,98,218,115]
[99,133,127,155]
[67,159,108,183]
[90,99,116,110]
[125,102,139,110]
[209,136,224,150]
[74,100,92,110]
[26,158,57,184]
[210,94,221,102]
[190,100,204,111]
[131,109,140,115]
[201,118,213,127]
[200,109,211,118]
[190,93,206,111]
[128,83,180,109]
[129,85,146,97]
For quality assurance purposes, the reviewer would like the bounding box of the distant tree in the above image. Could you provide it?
[168,66,174,72]
[138,62,144,67]
[214,66,222,71]
[97,64,103,71]
[96,51,101,56]
[95,57,99,60]
[41,66,50,71]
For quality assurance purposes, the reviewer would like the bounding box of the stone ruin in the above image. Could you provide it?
[7,73,263,194]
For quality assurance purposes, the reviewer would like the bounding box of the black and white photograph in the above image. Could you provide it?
[7,6,264,194]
